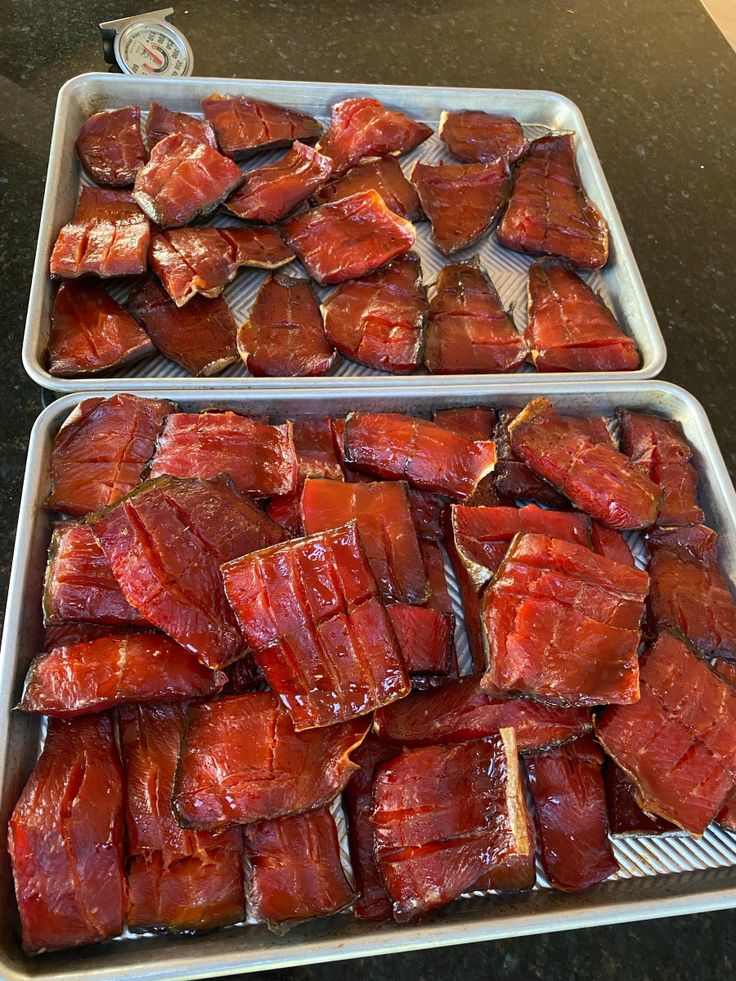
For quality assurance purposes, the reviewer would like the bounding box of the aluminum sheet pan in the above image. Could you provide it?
[0,380,735,981]
[22,73,666,393]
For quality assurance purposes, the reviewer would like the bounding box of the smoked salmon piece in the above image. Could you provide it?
[446,503,592,670]
[420,540,453,614]
[509,398,662,528]
[48,279,154,376]
[423,258,527,373]
[372,729,530,921]
[145,101,217,149]
[50,187,150,279]
[596,632,736,834]
[374,674,591,750]
[245,807,355,930]
[526,259,640,371]
[8,714,125,952]
[387,604,453,676]
[408,487,445,540]
[18,631,227,716]
[472,798,537,894]
[91,475,287,668]
[120,703,244,932]
[343,735,398,920]
[313,156,423,220]
[150,225,293,306]
[45,393,174,516]
[343,411,496,500]
[619,410,704,526]
[604,760,676,836]
[133,133,244,227]
[225,142,334,222]
[494,408,569,506]
[76,105,147,186]
[525,735,618,891]
[150,411,298,496]
[282,190,416,285]
[173,692,370,828]
[439,110,529,165]
[301,478,428,604]
[43,522,148,626]
[128,278,238,375]
[432,406,496,442]
[317,97,432,176]
[237,273,337,377]
[43,623,119,649]
[498,133,609,269]
[202,94,322,159]
[482,532,649,706]
[222,523,410,729]
[321,253,427,373]
[646,525,736,658]
[411,160,511,255]
[591,522,636,568]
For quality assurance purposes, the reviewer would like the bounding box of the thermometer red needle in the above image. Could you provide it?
[140,42,164,66]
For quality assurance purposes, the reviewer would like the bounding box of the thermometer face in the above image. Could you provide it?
[115,21,193,77]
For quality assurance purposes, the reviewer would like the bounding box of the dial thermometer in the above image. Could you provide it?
[100,8,194,77]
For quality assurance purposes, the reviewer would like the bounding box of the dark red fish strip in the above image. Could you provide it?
[525,735,618,891]
[509,398,661,528]
[45,393,174,516]
[432,406,496,441]
[388,604,453,675]
[146,101,217,149]
[8,714,125,952]
[439,110,529,165]
[48,279,154,377]
[604,760,677,836]
[619,410,704,526]
[498,133,609,269]
[314,156,423,220]
[245,807,355,929]
[225,141,334,223]
[202,94,321,159]
[222,523,410,729]
[420,540,453,614]
[76,106,147,186]
[173,692,370,828]
[494,409,570,507]
[591,522,636,568]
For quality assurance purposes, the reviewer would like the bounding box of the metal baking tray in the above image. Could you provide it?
[22,73,667,393]
[1,380,735,981]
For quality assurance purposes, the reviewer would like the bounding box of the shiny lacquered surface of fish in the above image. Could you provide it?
[150,411,298,496]
[301,478,428,604]
[128,278,238,375]
[245,807,355,930]
[509,398,661,528]
[282,190,416,285]
[411,160,510,255]
[343,735,397,920]
[238,273,336,377]
[423,258,527,373]
[202,94,322,159]
[372,729,529,921]
[91,475,287,668]
[145,102,217,149]
[45,393,173,516]
[314,157,423,220]
[596,632,736,834]
[48,279,154,376]
[173,692,370,828]
[493,408,570,507]
[498,133,609,269]
[432,406,496,442]
[322,253,427,373]
[439,110,529,165]
[604,760,677,836]
[525,735,618,890]
[43,522,147,626]
[222,523,410,729]
[120,703,244,932]
[225,142,334,223]
[76,106,147,186]
[646,525,736,657]
[19,631,227,716]
[317,97,432,175]
[482,532,648,706]
[374,674,591,750]
[133,133,244,228]
[150,226,293,306]
[420,539,453,613]
[526,259,640,371]
[344,411,496,500]
[50,187,150,279]
[387,604,453,675]
[619,410,704,526]
[8,715,125,952]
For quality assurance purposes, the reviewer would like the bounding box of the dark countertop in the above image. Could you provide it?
[1,0,735,977]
